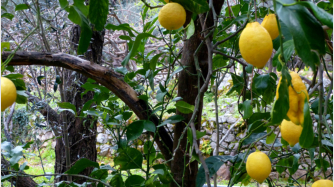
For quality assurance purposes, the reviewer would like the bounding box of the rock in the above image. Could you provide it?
[223,98,233,104]
[41,142,48,148]
[97,126,104,133]
[224,150,230,155]
[108,135,112,140]
[211,133,218,142]
[51,141,56,149]
[225,134,235,143]
[96,133,108,144]
[99,144,111,157]
[210,142,216,149]
[220,142,229,148]
[216,164,231,180]
[44,131,53,140]
[203,135,211,140]
[227,117,237,124]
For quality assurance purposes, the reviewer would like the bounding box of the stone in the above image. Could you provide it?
[227,117,237,124]
[51,141,56,149]
[99,144,111,157]
[41,142,48,148]
[220,142,229,148]
[97,126,104,133]
[211,133,218,142]
[225,134,235,143]
[224,150,230,155]
[44,131,53,140]
[96,133,108,144]
[210,142,216,149]
[216,164,231,180]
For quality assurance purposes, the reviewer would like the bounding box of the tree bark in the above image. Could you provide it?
[54,26,103,183]
[170,2,224,186]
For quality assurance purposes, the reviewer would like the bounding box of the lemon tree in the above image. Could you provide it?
[1,0,332,186]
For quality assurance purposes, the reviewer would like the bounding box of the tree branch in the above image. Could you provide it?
[3,51,174,162]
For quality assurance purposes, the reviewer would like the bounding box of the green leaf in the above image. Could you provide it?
[126,121,144,142]
[277,0,326,70]
[114,148,143,170]
[186,19,195,39]
[253,74,270,93]
[143,120,156,132]
[271,67,290,125]
[242,132,266,146]
[299,98,314,148]
[68,6,92,54]
[57,102,76,115]
[1,13,14,21]
[110,174,124,187]
[196,155,240,187]
[15,4,29,11]
[125,175,145,187]
[175,101,194,114]
[1,42,10,53]
[158,115,185,127]
[121,33,155,66]
[65,158,99,174]
[1,174,15,182]
[276,159,286,174]
[59,0,69,9]
[239,100,253,119]
[37,76,45,86]
[73,0,88,16]
[266,127,276,144]
[89,0,109,30]
[172,0,209,14]
[152,164,172,184]
[89,168,108,180]
[212,54,228,70]
[149,53,163,71]
[144,141,156,165]
[315,158,330,171]
[227,73,244,95]
[273,40,295,67]
[296,1,333,28]
[105,23,136,37]
[16,90,28,104]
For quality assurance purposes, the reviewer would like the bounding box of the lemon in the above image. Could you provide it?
[164,0,169,3]
[261,14,279,40]
[280,119,302,146]
[239,22,273,69]
[276,71,309,125]
[312,179,333,187]
[246,151,271,183]
[1,77,17,111]
[158,3,186,30]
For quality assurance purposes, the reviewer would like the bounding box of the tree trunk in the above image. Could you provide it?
[54,26,105,184]
[1,155,38,187]
[170,2,224,186]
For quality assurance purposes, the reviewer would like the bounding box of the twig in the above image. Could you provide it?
[213,50,247,66]
[308,81,322,95]
[140,0,163,9]
[213,20,248,49]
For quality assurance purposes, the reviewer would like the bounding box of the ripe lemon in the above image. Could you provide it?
[239,22,273,69]
[261,14,279,40]
[312,179,333,187]
[158,3,186,30]
[276,71,309,125]
[280,119,302,146]
[1,77,17,111]
[246,151,271,183]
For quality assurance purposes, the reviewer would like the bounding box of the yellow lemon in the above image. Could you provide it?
[280,119,303,146]
[261,14,279,40]
[158,3,186,30]
[1,77,17,111]
[276,71,309,125]
[312,179,333,187]
[246,151,271,183]
[164,0,169,3]
[239,22,273,69]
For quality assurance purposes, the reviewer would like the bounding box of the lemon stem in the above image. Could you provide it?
[254,0,257,21]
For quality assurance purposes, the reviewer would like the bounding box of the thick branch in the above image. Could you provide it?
[3,51,173,162]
